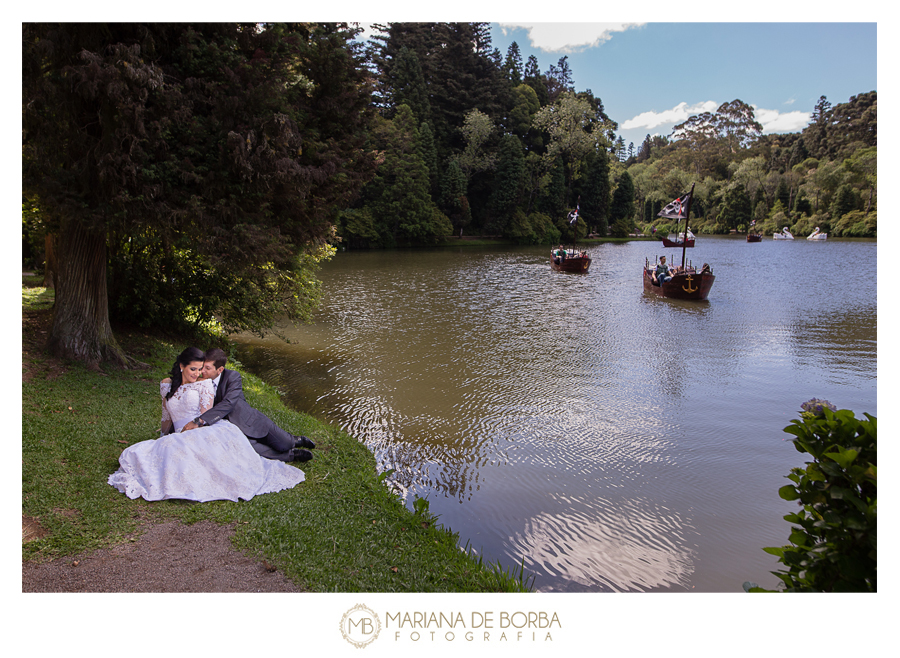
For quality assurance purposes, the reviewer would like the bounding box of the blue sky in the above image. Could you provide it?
[488,22,877,150]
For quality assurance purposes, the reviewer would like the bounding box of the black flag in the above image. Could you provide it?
[657,193,691,221]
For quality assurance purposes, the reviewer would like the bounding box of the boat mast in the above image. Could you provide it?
[681,183,695,269]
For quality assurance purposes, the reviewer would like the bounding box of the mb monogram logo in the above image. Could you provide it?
[340,604,382,648]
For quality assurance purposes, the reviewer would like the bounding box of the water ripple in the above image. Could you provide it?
[233,239,876,592]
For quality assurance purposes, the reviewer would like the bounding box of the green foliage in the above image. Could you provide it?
[440,159,472,235]
[487,134,526,234]
[504,211,561,245]
[23,23,378,358]
[831,209,876,237]
[747,402,876,592]
[579,149,611,236]
[830,184,860,221]
[718,184,752,231]
[358,106,451,246]
[609,170,636,227]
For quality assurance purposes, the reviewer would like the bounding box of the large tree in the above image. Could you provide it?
[578,148,611,236]
[532,91,612,203]
[609,170,636,236]
[23,23,376,367]
[360,105,452,245]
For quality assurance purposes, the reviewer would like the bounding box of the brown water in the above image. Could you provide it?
[233,236,877,592]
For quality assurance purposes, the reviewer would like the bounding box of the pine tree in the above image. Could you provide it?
[805,95,833,159]
[362,105,450,245]
[487,134,526,234]
[613,136,627,162]
[441,159,472,235]
[503,41,523,84]
[537,159,566,219]
[609,170,636,236]
[580,149,611,236]
[637,134,652,162]
[391,47,431,125]
[524,54,550,106]
[417,121,441,202]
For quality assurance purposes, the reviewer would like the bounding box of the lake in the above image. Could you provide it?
[233,235,877,592]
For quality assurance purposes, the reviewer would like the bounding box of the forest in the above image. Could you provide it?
[344,23,876,247]
[22,23,877,366]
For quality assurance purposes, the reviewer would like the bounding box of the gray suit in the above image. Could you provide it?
[198,369,295,462]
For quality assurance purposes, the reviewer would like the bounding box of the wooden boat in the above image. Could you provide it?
[645,183,715,300]
[660,228,695,248]
[773,227,794,240]
[643,260,715,300]
[806,226,827,240]
[551,248,591,273]
[746,233,762,242]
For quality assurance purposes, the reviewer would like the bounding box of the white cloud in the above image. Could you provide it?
[753,107,811,134]
[622,101,811,136]
[498,22,645,53]
[621,101,719,131]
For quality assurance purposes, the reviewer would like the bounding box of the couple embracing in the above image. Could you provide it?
[108,347,314,502]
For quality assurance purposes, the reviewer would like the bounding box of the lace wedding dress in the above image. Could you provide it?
[108,379,304,502]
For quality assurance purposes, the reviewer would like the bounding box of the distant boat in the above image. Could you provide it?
[746,233,762,242]
[774,227,794,240]
[551,247,591,273]
[551,201,591,273]
[660,227,695,248]
[645,184,715,300]
[807,226,827,240]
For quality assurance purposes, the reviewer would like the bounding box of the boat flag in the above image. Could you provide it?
[567,202,580,225]
[657,193,691,220]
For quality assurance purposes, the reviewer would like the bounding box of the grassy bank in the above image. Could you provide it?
[22,276,530,592]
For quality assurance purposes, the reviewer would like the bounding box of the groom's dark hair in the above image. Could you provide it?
[204,348,228,369]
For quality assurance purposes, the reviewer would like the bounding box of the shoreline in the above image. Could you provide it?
[21,274,530,593]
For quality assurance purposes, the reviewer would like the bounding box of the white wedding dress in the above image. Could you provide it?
[108,379,304,502]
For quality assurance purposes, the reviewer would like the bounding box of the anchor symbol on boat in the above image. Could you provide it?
[681,274,698,293]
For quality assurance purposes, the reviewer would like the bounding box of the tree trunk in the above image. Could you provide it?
[45,220,129,369]
[42,233,57,290]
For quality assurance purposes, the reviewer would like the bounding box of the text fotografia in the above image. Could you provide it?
[387,611,560,642]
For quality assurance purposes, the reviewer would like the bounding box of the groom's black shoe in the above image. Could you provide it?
[290,448,313,463]
[293,435,316,450]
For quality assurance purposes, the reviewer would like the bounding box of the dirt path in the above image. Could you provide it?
[22,520,304,593]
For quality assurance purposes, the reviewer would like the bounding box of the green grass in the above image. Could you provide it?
[21,285,531,592]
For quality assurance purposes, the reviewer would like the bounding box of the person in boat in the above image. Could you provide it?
[652,256,673,285]
[700,263,711,275]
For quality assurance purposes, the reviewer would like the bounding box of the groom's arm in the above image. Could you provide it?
[197,371,244,426]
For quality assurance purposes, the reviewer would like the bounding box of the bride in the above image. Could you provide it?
[108,347,305,502]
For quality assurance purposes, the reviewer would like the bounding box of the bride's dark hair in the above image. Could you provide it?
[166,347,206,400]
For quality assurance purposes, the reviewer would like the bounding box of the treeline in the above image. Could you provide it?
[21,22,877,366]
[625,93,877,239]
[338,23,876,246]
[337,22,619,247]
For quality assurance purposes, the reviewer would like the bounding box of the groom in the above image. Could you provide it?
[180,348,315,463]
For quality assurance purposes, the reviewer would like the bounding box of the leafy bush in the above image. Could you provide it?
[746,400,876,592]
[831,209,876,237]
[527,212,561,245]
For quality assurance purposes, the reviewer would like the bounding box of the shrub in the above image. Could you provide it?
[746,401,876,592]
[528,212,561,245]
[832,209,876,238]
